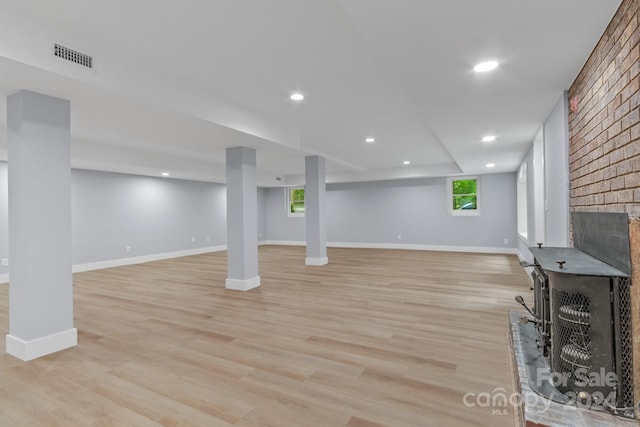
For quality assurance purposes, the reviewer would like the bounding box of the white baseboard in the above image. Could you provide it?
[517,249,533,264]
[72,245,227,273]
[305,257,328,266]
[326,241,518,254]
[262,240,518,255]
[262,240,306,246]
[225,276,261,291]
[6,328,77,361]
[517,249,535,283]
[1,246,229,282]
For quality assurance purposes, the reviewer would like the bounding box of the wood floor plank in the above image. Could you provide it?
[0,246,531,426]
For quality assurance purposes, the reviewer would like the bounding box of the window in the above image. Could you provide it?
[517,163,528,239]
[448,177,480,216]
[287,187,305,217]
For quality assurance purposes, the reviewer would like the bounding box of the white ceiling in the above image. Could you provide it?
[0,0,622,186]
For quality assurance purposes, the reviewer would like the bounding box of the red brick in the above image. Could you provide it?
[574,144,590,160]
[615,69,631,92]
[611,93,623,111]
[621,75,639,102]
[626,172,640,188]
[578,174,594,187]
[599,204,627,213]
[585,122,603,143]
[618,158,635,175]
[569,0,639,217]
[599,155,612,169]
[612,176,626,190]
[632,87,640,109]
[619,189,634,202]
[621,44,640,74]
[623,139,640,158]
[604,165,618,179]
[622,108,640,130]
[608,119,623,138]
[611,148,626,164]
[601,110,615,131]
[593,169,604,183]
[632,122,640,140]
[615,99,631,121]
[603,139,617,154]
[615,129,632,148]
[631,58,640,79]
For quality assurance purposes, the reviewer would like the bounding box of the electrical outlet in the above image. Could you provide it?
[126,246,131,253]
[206,237,210,243]
[504,238,509,245]
[397,234,402,240]
[1,258,7,267]
[191,236,196,243]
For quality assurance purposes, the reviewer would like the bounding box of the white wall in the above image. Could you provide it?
[533,128,546,244]
[544,93,570,246]
[257,187,267,242]
[0,163,8,276]
[71,169,228,265]
[517,92,571,263]
[266,173,518,251]
[0,165,269,280]
[517,146,536,264]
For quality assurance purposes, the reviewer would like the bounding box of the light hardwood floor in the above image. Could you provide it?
[0,246,531,426]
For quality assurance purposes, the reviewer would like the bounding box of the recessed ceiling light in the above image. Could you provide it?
[161,172,170,177]
[486,163,496,168]
[482,135,496,142]
[474,60,499,73]
[290,93,304,101]
[365,137,375,143]
[403,161,411,165]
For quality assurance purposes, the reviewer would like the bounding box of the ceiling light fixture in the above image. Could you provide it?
[403,161,411,165]
[290,93,304,101]
[474,60,499,73]
[486,163,496,168]
[365,137,375,143]
[482,135,496,142]
[161,172,170,177]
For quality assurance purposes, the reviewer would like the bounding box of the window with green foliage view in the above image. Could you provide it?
[451,178,478,213]
[452,179,477,210]
[288,188,305,216]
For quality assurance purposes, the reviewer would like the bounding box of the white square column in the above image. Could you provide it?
[225,147,260,291]
[6,90,76,361]
[305,156,328,266]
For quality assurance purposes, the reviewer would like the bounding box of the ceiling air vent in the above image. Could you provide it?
[54,43,93,69]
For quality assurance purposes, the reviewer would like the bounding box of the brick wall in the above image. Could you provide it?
[568,0,639,216]
[568,0,640,414]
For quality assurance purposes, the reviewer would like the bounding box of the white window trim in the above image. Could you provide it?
[448,176,481,216]
[517,163,528,240]
[286,186,305,218]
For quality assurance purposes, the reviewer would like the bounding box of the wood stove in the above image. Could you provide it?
[521,212,635,419]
